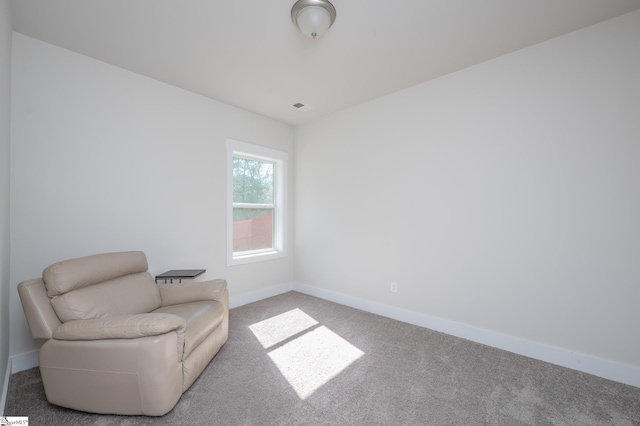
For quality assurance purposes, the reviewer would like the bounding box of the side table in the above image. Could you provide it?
[155,269,206,284]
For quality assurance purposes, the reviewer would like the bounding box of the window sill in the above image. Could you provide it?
[227,250,287,267]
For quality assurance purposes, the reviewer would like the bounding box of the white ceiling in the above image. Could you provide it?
[9,0,640,126]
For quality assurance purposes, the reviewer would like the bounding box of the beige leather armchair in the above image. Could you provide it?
[17,251,228,416]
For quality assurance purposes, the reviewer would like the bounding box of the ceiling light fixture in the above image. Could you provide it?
[291,0,336,39]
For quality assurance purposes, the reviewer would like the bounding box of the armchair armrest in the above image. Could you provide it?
[18,278,62,340]
[53,313,186,341]
[159,279,227,307]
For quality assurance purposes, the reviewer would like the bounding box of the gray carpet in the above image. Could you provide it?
[5,291,640,425]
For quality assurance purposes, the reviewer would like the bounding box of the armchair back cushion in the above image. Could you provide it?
[43,251,162,322]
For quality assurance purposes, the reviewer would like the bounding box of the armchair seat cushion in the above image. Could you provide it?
[153,300,225,359]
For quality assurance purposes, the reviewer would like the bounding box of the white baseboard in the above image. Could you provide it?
[229,281,294,309]
[293,282,640,389]
[10,350,39,374]
[2,350,39,414]
[1,357,10,415]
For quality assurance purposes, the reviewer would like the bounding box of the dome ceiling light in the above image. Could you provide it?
[291,0,337,39]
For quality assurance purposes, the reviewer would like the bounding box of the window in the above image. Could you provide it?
[226,139,287,266]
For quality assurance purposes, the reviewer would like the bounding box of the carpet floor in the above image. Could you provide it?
[5,291,640,425]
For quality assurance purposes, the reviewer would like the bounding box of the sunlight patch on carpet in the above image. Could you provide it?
[249,308,319,349]
[249,309,365,399]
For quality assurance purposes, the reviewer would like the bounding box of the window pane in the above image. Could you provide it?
[233,157,274,204]
[233,208,273,252]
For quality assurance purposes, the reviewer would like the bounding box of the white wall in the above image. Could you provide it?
[0,0,13,407]
[294,11,640,381]
[9,33,294,357]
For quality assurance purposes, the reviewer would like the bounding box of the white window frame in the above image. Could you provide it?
[226,139,288,266]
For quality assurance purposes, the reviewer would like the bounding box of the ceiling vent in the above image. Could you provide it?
[293,103,313,112]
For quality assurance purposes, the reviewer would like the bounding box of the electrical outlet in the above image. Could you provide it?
[390,281,398,293]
